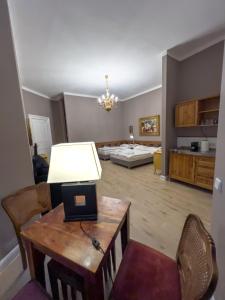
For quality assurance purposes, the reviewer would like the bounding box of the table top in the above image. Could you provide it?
[21,196,130,274]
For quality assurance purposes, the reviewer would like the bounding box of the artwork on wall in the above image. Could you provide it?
[139,115,160,136]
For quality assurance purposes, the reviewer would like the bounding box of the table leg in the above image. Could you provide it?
[121,210,130,255]
[24,240,46,288]
[85,268,104,300]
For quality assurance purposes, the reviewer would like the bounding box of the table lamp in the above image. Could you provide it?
[47,142,102,221]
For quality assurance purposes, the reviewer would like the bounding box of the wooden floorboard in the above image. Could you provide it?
[2,160,212,299]
[97,160,212,259]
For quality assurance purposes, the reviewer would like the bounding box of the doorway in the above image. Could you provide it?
[28,114,53,160]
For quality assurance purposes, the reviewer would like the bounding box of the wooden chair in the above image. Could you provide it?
[110,214,218,300]
[1,182,51,269]
[48,260,86,300]
[47,244,116,300]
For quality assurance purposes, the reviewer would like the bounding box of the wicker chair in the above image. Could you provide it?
[110,214,218,300]
[176,214,218,300]
[1,182,51,269]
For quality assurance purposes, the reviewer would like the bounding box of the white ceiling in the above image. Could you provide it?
[8,0,225,99]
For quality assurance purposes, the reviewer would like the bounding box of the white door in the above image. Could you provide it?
[28,114,53,159]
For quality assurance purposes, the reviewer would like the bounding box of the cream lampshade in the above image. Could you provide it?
[47,142,102,221]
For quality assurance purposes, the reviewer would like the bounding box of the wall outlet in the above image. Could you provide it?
[214,177,223,192]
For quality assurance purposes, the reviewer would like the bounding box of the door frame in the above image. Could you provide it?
[28,114,53,152]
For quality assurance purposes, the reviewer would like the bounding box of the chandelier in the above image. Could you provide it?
[97,75,119,112]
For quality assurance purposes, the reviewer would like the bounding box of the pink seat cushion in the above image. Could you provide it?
[12,281,50,300]
[111,240,181,300]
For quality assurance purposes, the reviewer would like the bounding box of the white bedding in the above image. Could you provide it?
[98,144,160,160]
[110,146,160,162]
[98,146,121,155]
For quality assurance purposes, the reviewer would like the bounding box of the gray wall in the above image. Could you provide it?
[51,98,68,144]
[178,42,224,100]
[212,44,225,300]
[64,95,124,142]
[176,41,224,138]
[22,90,56,142]
[122,88,162,141]
[0,0,34,259]
[64,91,162,143]
[22,90,67,144]
[162,55,180,175]
[162,42,224,176]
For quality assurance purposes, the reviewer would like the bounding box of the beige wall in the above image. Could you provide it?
[122,88,162,141]
[0,0,33,259]
[64,95,124,142]
[213,44,225,300]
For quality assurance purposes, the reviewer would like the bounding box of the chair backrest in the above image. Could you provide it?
[176,214,218,300]
[1,182,51,230]
[1,182,51,270]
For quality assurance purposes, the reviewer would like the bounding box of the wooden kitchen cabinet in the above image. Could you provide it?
[195,156,215,190]
[175,100,198,127]
[169,152,215,190]
[169,152,195,184]
[175,95,220,128]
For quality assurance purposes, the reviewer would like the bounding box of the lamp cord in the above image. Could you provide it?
[79,221,113,283]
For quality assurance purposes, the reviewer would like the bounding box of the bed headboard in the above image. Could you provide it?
[133,140,161,147]
[95,140,161,148]
[95,140,127,148]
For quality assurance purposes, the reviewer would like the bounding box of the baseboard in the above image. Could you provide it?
[0,245,23,297]
[160,175,168,181]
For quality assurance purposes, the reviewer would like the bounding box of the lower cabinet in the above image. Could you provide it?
[169,152,215,190]
[169,153,195,184]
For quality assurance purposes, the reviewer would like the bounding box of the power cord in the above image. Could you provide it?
[79,221,113,283]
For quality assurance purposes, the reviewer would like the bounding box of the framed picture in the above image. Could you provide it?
[139,115,160,136]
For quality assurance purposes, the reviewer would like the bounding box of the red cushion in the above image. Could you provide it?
[12,281,50,300]
[111,240,181,300]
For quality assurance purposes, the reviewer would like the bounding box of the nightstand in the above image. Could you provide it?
[153,149,162,175]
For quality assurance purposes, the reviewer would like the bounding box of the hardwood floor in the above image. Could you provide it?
[97,160,212,259]
[2,160,212,299]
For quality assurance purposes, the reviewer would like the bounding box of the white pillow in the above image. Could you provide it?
[120,144,130,148]
[135,145,150,150]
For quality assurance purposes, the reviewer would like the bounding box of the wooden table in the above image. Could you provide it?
[21,196,130,300]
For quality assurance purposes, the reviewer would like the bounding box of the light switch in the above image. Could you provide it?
[214,177,223,192]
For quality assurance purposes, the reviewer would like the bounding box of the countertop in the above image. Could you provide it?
[170,148,216,157]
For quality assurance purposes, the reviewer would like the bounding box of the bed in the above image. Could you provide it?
[110,145,160,168]
[97,146,121,160]
[97,143,140,160]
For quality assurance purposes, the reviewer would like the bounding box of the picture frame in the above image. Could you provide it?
[139,115,160,136]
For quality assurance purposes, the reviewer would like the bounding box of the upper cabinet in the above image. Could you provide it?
[175,100,198,127]
[175,95,220,128]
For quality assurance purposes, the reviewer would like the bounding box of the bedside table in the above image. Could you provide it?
[153,150,162,175]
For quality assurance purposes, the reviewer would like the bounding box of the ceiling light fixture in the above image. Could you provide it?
[97,75,119,112]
